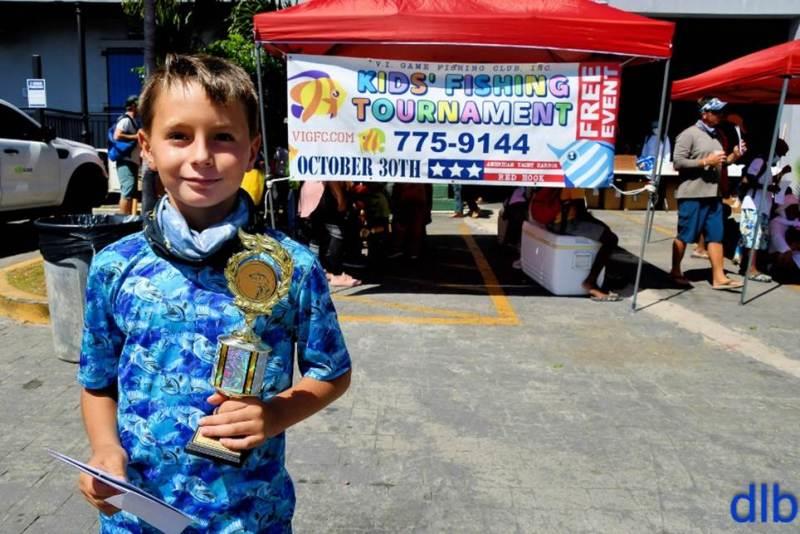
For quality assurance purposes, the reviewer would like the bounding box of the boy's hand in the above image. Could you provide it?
[199,392,278,450]
[79,444,128,516]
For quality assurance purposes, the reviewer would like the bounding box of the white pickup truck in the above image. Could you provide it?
[0,99,107,221]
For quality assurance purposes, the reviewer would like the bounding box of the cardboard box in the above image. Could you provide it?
[602,179,624,210]
[662,179,678,211]
[585,187,602,209]
[623,179,651,210]
[614,154,638,172]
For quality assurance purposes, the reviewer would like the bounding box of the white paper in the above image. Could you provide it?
[47,449,193,534]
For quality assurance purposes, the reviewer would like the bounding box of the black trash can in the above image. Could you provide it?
[34,215,142,362]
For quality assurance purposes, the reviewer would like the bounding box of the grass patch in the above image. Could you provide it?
[6,261,47,297]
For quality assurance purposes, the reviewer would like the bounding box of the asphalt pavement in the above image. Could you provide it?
[1,205,799,533]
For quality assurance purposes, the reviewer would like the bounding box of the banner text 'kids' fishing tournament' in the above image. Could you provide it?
[287,55,621,188]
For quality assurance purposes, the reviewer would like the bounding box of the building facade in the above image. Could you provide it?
[0,1,143,115]
[610,0,800,158]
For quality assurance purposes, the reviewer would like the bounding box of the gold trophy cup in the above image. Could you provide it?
[186,230,293,466]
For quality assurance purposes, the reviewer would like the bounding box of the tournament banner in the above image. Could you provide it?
[287,54,621,188]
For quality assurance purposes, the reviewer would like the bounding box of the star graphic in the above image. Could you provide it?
[449,162,464,178]
[466,163,482,178]
[430,161,446,177]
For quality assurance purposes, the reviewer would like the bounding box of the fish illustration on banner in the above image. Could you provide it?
[548,140,614,188]
[288,70,347,122]
[358,128,386,154]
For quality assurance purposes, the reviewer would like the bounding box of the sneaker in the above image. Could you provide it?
[449,212,465,218]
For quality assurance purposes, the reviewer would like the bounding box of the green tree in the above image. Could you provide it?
[122,0,232,59]
[204,0,294,76]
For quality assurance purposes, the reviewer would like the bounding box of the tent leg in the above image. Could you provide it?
[632,200,655,312]
[647,101,672,243]
[254,42,275,229]
[632,58,671,312]
[740,76,790,305]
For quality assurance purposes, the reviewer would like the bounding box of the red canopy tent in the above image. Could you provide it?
[660,39,800,305]
[254,0,675,309]
[671,40,800,104]
[253,0,674,62]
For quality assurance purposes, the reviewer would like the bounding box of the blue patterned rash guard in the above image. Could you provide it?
[78,230,351,533]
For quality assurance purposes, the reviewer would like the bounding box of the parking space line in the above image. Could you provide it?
[334,294,478,318]
[336,223,519,326]
[612,211,675,237]
[459,222,519,324]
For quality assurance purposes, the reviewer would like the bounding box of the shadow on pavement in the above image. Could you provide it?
[339,234,689,299]
[0,219,39,259]
[343,234,547,297]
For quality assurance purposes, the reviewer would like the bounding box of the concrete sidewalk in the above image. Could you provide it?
[1,206,798,533]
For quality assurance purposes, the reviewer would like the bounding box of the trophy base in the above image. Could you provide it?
[185,428,249,467]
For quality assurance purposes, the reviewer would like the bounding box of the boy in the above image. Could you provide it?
[77,54,351,533]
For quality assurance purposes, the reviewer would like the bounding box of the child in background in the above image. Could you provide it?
[736,139,791,282]
[770,195,800,282]
[77,54,351,533]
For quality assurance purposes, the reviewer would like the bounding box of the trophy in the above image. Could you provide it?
[186,229,293,466]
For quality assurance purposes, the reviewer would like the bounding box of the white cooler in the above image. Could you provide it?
[520,220,603,296]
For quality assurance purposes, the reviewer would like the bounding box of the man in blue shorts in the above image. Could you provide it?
[114,95,141,214]
[671,96,744,289]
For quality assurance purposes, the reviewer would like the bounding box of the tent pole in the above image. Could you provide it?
[632,58,671,312]
[647,101,672,243]
[255,42,275,229]
[740,76,790,305]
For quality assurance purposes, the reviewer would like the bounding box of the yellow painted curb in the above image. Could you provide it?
[0,257,50,325]
[336,222,519,326]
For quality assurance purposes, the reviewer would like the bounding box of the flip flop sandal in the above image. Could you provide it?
[711,280,744,290]
[690,251,710,259]
[590,292,622,302]
[747,273,773,283]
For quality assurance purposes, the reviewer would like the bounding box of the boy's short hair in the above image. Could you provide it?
[139,54,259,137]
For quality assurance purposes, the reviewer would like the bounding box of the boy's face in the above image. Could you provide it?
[139,81,260,227]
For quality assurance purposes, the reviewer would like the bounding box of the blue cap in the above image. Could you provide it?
[699,97,727,113]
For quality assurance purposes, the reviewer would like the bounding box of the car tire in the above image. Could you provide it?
[62,164,108,214]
